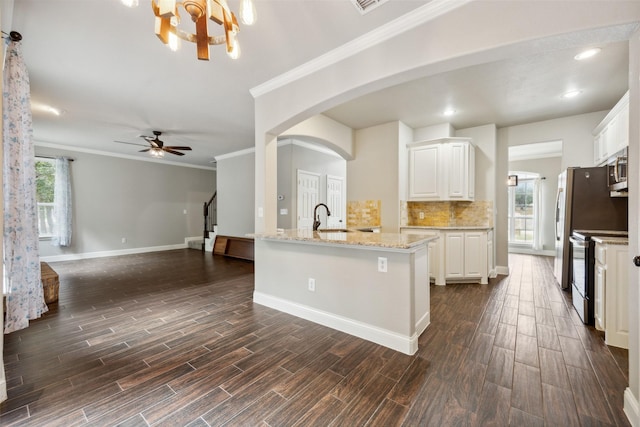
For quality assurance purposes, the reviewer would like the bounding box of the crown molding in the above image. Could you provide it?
[34,141,216,171]
[250,0,472,98]
[214,146,256,161]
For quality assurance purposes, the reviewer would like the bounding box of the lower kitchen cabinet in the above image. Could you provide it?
[445,231,488,284]
[594,240,629,349]
[400,227,492,285]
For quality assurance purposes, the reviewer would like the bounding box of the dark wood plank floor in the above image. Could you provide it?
[0,250,630,426]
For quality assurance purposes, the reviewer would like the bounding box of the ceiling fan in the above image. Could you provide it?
[115,131,192,157]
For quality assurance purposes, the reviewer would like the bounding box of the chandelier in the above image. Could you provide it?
[123,0,256,61]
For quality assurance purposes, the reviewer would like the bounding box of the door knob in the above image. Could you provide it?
[634,256,640,267]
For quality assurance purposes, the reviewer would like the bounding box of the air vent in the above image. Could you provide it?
[351,0,388,14]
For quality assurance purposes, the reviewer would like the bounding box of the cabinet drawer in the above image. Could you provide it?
[595,244,607,265]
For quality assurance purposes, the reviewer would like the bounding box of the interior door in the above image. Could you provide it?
[297,170,320,230]
[326,175,345,228]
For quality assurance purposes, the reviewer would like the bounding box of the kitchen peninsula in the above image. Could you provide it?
[253,229,437,355]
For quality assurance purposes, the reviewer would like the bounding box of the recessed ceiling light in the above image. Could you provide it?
[561,90,582,99]
[574,48,601,60]
[443,108,456,116]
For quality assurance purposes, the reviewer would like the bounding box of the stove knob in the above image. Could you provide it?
[634,256,640,267]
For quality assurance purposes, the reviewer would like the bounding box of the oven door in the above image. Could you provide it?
[569,236,589,323]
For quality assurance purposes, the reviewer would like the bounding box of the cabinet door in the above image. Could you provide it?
[605,115,618,158]
[605,246,629,348]
[428,239,438,282]
[445,232,464,278]
[595,263,605,331]
[448,142,467,199]
[464,232,484,277]
[487,236,494,277]
[614,103,629,153]
[467,145,475,200]
[409,144,440,199]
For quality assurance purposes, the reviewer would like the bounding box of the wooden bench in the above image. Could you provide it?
[41,262,59,304]
[213,235,254,261]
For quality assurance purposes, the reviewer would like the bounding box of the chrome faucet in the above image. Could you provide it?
[312,203,331,231]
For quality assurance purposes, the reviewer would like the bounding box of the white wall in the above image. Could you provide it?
[508,157,562,253]
[347,122,401,232]
[35,147,215,258]
[500,111,608,170]
[216,150,255,237]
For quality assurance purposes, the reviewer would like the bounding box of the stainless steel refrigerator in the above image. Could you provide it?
[553,166,628,290]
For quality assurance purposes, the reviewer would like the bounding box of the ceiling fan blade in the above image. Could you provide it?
[164,146,192,150]
[139,148,150,152]
[163,148,185,156]
[114,140,148,147]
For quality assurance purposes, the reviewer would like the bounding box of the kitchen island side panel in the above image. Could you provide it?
[254,239,429,354]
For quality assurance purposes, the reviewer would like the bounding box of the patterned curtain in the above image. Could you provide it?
[51,157,72,247]
[3,38,48,333]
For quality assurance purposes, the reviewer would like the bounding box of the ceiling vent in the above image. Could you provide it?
[351,0,388,14]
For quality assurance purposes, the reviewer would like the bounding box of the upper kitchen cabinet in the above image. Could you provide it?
[408,137,475,201]
[593,91,629,166]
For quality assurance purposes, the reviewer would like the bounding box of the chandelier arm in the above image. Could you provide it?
[174,27,227,45]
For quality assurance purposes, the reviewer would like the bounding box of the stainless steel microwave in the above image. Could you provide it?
[607,149,628,195]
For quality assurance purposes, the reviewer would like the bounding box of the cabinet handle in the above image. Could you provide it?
[634,256,640,267]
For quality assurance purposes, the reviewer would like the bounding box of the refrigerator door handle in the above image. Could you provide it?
[555,187,563,241]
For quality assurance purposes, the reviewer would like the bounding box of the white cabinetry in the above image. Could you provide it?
[401,227,492,285]
[445,231,488,284]
[594,241,629,349]
[408,138,475,201]
[593,91,629,165]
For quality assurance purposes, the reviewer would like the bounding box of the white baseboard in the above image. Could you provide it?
[496,265,510,276]
[625,388,639,426]
[508,247,555,257]
[0,378,6,402]
[39,237,201,263]
[253,291,425,355]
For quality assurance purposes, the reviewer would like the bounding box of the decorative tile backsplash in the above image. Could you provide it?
[402,200,493,227]
[347,200,381,227]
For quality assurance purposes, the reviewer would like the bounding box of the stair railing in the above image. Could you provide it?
[203,191,217,251]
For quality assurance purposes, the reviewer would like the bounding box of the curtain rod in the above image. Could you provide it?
[517,177,545,182]
[36,155,74,162]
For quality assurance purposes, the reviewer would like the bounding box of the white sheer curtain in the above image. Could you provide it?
[3,37,48,333]
[51,157,72,247]
[532,177,543,251]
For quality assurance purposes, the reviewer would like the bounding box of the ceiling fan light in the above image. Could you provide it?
[239,0,256,25]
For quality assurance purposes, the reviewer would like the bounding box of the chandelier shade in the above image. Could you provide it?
[150,0,253,60]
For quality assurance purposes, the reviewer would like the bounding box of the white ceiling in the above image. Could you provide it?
[7,1,636,169]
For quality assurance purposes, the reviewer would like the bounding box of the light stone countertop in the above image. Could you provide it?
[253,228,438,250]
[592,236,629,245]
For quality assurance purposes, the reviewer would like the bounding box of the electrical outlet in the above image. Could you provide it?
[378,257,387,273]
[419,212,425,219]
[308,278,315,292]
[121,237,127,244]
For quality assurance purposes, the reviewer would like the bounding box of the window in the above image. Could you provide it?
[35,158,56,238]
[508,171,539,246]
